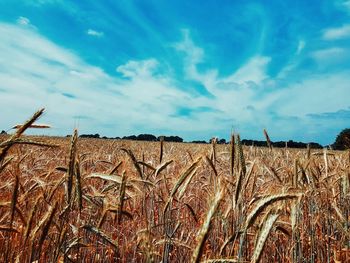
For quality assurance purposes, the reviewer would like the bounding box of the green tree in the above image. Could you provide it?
[333,128,350,150]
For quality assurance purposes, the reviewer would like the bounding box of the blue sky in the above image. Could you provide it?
[1,0,350,144]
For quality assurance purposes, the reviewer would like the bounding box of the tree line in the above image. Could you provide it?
[2,128,350,150]
[77,133,324,148]
[77,128,350,150]
[79,133,183,143]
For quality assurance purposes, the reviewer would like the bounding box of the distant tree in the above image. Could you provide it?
[242,139,267,147]
[272,141,285,148]
[123,135,137,140]
[137,134,157,141]
[241,139,322,149]
[308,142,323,149]
[1,130,6,135]
[159,136,183,143]
[191,140,207,144]
[333,128,350,150]
[218,138,226,144]
[209,137,227,144]
[80,134,100,139]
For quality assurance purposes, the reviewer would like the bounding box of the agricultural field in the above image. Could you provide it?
[1,110,350,262]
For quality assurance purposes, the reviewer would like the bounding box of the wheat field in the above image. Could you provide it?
[1,109,350,262]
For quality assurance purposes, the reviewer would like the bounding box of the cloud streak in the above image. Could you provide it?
[323,24,350,40]
[87,29,104,37]
[16,16,30,25]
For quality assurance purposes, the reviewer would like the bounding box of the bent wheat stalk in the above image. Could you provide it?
[191,186,225,263]
[263,129,272,151]
[0,108,45,161]
[251,212,279,263]
[245,193,301,229]
[163,157,202,213]
[121,148,143,179]
[12,124,51,129]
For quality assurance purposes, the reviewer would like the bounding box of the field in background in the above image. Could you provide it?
[1,134,350,262]
[1,110,350,262]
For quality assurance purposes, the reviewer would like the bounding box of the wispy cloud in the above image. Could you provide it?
[0,22,190,137]
[312,47,346,59]
[223,56,271,86]
[323,24,350,40]
[16,16,30,26]
[307,108,350,120]
[296,40,305,55]
[342,0,350,13]
[174,29,207,79]
[0,22,347,144]
[116,59,159,78]
[311,47,350,68]
[275,72,350,117]
[86,29,104,37]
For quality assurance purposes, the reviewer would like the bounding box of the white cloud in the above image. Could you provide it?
[323,24,350,40]
[174,29,203,64]
[173,30,270,95]
[16,16,30,26]
[116,59,159,78]
[1,23,349,144]
[87,29,104,37]
[0,23,256,139]
[311,47,350,67]
[171,31,350,143]
[276,72,350,117]
[0,22,193,137]
[174,30,208,79]
[312,47,345,58]
[223,56,271,85]
[172,32,277,132]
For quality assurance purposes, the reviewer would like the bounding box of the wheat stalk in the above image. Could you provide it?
[66,129,78,204]
[12,124,51,129]
[121,148,143,179]
[230,133,235,176]
[0,108,45,161]
[118,171,127,224]
[191,186,224,263]
[236,134,246,175]
[251,212,279,263]
[23,196,41,245]
[263,129,272,151]
[160,136,164,163]
[164,157,202,213]
[75,157,83,212]
[245,193,301,229]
